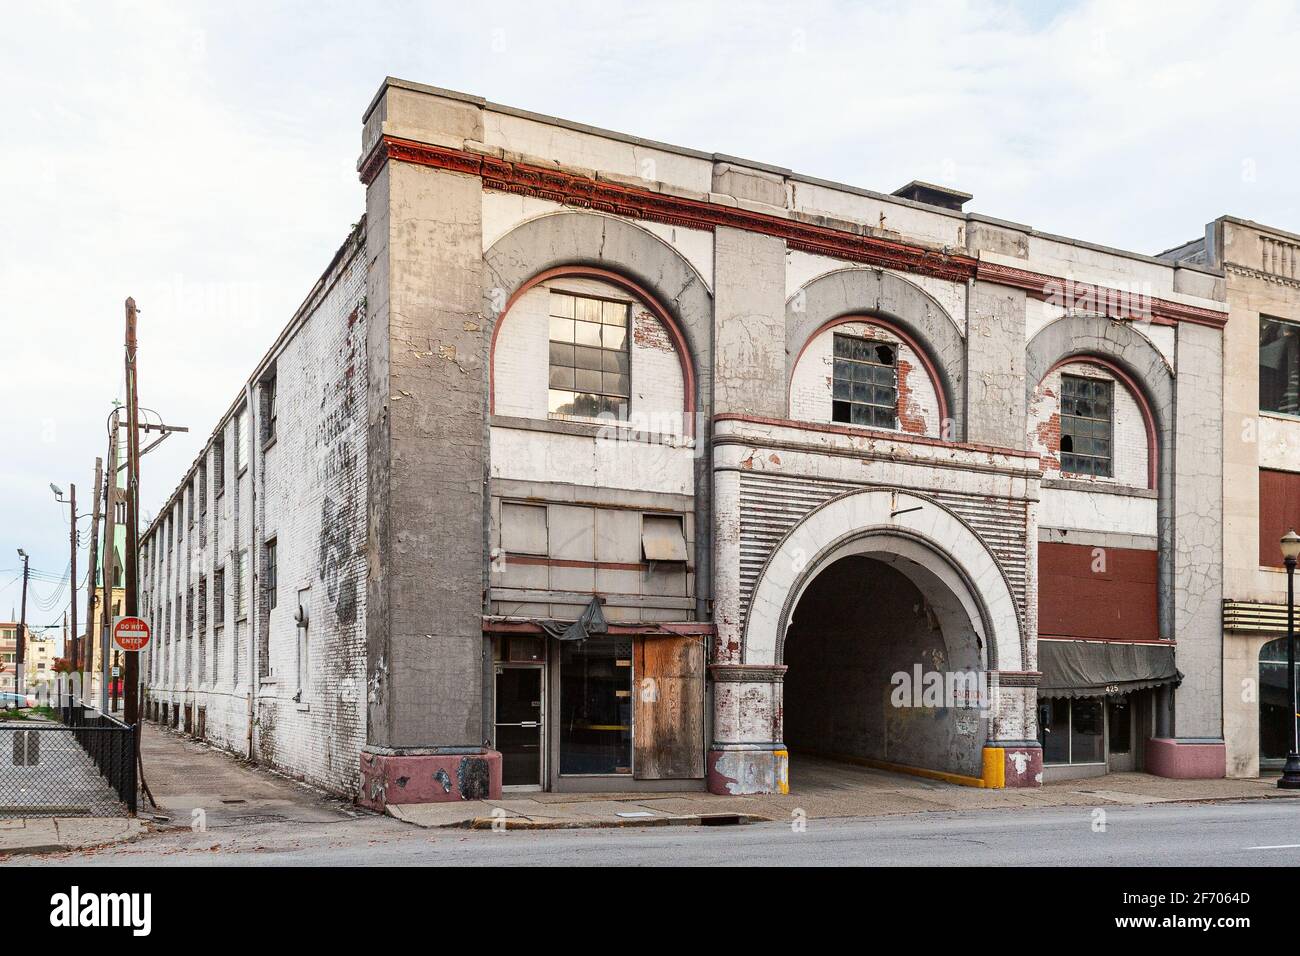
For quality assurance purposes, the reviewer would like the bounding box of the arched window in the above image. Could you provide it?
[789,318,943,438]
[492,272,687,433]
[1029,360,1152,488]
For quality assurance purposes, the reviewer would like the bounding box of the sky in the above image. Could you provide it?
[2,0,1299,637]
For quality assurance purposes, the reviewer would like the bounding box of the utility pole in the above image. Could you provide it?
[124,298,141,726]
[68,483,79,701]
[102,420,119,714]
[15,549,29,697]
[85,456,104,712]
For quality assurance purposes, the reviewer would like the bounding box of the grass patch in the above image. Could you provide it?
[0,705,57,722]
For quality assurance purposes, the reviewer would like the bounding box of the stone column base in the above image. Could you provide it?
[358,748,502,811]
[707,746,789,795]
[982,742,1043,788]
[1145,738,1226,779]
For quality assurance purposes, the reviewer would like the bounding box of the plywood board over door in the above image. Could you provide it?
[633,634,705,779]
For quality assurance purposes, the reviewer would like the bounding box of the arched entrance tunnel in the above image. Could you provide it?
[783,553,988,781]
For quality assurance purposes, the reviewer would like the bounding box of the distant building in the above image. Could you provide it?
[0,622,45,694]
[1166,217,1300,778]
[23,633,57,692]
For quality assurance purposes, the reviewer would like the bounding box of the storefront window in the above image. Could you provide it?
[1260,638,1299,764]
[1039,696,1105,764]
[559,637,632,774]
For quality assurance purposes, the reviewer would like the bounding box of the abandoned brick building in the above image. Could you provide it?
[137,77,1232,806]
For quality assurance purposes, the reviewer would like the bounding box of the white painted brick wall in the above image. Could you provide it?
[140,230,368,796]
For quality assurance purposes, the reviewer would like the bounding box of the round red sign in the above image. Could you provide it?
[113,616,151,652]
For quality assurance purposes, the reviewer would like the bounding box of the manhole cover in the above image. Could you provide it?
[225,813,286,826]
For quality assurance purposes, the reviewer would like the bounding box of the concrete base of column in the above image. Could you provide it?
[1145,738,1226,779]
[982,741,1043,788]
[358,748,502,811]
[706,746,789,795]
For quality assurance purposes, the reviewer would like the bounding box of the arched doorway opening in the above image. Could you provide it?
[783,549,988,780]
[707,487,1038,796]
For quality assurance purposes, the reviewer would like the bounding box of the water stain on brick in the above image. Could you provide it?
[457,757,491,800]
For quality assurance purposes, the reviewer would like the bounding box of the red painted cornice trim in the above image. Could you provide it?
[975,260,1226,330]
[361,135,1227,330]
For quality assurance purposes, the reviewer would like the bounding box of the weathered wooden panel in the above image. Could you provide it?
[633,635,705,779]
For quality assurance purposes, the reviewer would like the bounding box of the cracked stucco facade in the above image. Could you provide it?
[140,77,1237,800]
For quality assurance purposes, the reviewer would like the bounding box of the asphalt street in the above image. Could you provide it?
[19,797,1300,867]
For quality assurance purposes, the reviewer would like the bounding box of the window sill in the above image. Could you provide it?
[295,701,310,713]
[491,414,691,447]
[1042,477,1157,499]
[1259,410,1300,425]
[262,435,277,453]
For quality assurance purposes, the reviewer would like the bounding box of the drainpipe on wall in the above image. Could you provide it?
[245,380,258,760]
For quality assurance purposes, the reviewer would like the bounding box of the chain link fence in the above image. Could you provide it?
[0,698,137,818]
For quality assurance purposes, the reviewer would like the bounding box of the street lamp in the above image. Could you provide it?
[1279,530,1300,789]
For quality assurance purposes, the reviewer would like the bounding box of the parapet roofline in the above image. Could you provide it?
[364,76,1220,277]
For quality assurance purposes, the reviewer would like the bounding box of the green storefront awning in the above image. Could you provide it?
[1038,640,1181,699]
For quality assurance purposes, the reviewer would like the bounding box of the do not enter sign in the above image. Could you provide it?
[113,616,151,652]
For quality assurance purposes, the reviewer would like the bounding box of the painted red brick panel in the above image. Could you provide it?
[1038,541,1158,641]
[1260,468,1300,569]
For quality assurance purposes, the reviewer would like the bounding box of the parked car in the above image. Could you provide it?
[0,692,33,709]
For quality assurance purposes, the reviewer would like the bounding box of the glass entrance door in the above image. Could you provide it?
[495,666,544,789]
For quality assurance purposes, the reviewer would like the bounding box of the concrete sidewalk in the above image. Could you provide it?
[1,722,360,855]
[387,758,1300,830]
[0,816,144,855]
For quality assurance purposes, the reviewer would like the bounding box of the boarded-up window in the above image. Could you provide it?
[1260,468,1300,568]
[501,503,548,555]
[641,514,688,562]
[632,634,705,780]
[1038,542,1158,641]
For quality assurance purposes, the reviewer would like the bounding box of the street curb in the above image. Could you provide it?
[463,812,768,830]
[0,824,145,857]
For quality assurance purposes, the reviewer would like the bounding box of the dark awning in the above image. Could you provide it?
[1038,640,1181,699]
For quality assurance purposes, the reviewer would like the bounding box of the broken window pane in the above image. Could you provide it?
[831,332,897,429]
[1059,374,1114,477]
